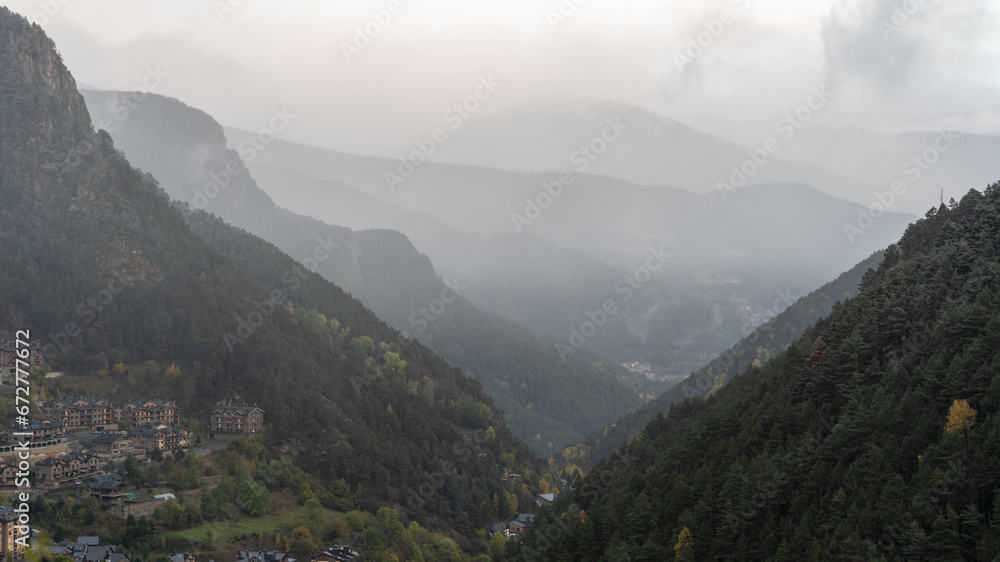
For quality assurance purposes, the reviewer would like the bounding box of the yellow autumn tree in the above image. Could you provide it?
[674,526,694,559]
[944,399,976,436]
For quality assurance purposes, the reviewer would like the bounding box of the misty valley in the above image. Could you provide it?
[2,2,1000,561]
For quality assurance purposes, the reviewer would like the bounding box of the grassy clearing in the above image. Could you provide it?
[160,506,341,550]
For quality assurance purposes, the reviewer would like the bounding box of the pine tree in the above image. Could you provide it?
[807,337,826,369]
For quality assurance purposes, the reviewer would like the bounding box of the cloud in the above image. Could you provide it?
[820,0,1000,131]
[3,0,998,155]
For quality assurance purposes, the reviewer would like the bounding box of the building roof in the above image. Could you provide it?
[313,545,360,561]
[82,473,124,491]
[93,433,131,444]
[84,545,116,562]
[23,419,63,430]
[37,452,96,467]
[131,423,189,437]
[236,550,289,562]
[78,536,100,546]
[215,393,265,415]
[47,396,108,407]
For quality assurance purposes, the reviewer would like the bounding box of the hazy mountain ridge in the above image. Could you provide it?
[80,89,660,453]
[0,7,540,542]
[421,98,884,205]
[568,249,886,467]
[515,186,1000,559]
[228,126,913,293]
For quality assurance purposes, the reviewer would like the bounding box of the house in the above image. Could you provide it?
[52,539,130,562]
[42,397,114,428]
[311,545,360,562]
[81,473,128,501]
[236,550,292,562]
[210,394,264,440]
[507,513,536,535]
[169,553,195,562]
[0,505,27,557]
[35,452,102,487]
[536,493,556,507]
[84,545,117,562]
[91,433,135,460]
[488,523,506,536]
[13,418,65,439]
[0,463,18,489]
[130,423,192,452]
[0,339,44,376]
[144,478,169,488]
[122,398,181,428]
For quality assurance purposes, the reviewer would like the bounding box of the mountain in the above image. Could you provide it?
[0,6,538,540]
[780,125,1000,215]
[245,163,777,377]
[514,186,1000,560]
[79,89,662,454]
[566,249,885,467]
[228,127,914,295]
[417,98,882,205]
[225,128,916,382]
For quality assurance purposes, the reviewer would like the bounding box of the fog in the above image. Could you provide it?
[10,0,1000,382]
[9,0,999,156]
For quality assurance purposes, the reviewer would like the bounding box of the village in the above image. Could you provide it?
[0,342,554,561]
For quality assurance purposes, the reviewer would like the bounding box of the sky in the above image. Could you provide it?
[6,0,1000,155]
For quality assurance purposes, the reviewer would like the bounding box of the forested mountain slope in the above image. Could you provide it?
[78,89,659,453]
[568,249,885,466]
[517,186,1000,560]
[0,6,538,538]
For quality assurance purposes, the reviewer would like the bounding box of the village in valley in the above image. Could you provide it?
[0,340,555,561]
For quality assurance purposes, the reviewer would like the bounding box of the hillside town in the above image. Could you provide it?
[0,394,263,493]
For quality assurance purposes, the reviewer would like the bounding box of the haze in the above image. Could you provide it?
[10,0,1000,157]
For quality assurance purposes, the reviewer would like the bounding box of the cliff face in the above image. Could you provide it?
[0,8,92,149]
